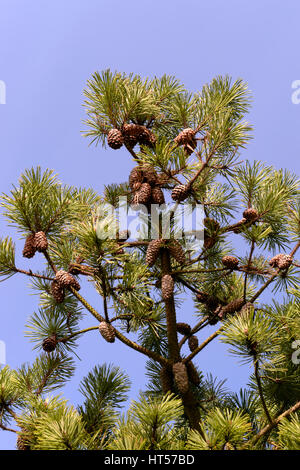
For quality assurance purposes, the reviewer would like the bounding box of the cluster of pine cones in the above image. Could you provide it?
[22,231,48,258]
[145,238,186,267]
[196,290,247,324]
[129,165,165,207]
[107,124,156,150]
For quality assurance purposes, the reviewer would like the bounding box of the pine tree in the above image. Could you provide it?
[1,70,300,450]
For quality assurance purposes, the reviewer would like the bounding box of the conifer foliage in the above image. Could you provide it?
[1,70,300,450]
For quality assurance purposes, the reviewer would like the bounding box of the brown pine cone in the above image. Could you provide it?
[107,128,124,149]
[141,165,158,186]
[174,128,195,146]
[34,231,48,252]
[196,292,220,310]
[160,365,173,394]
[176,322,191,335]
[243,207,258,221]
[51,280,65,304]
[22,234,36,259]
[208,313,220,325]
[168,239,186,264]
[269,254,293,270]
[156,173,171,187]
[171,184,189,202]
[16,435,30,451]
[161,274,174,300]
[138,127,156,147]
[133,182,152,205]
[203,235,217,250]
[183,138,197,155]
[151,186,165,204]
[42,334,58,353]
[129,166,144,189]
[186,361,201,386]
[196,292,210,303]
[173,362,189,395]
[188,335,199,352]
[55,270,80,291]
[222,255,239,269]
[218,298,244,319]
[146,239,163,266]
[98,321,116,343]
[122,123,140,148]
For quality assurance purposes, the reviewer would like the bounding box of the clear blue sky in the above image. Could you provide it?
[0,0,300,450]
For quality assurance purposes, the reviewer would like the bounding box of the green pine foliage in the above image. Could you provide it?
[1,70,300,450]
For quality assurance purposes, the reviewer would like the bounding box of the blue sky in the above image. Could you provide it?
[1,0,300,450]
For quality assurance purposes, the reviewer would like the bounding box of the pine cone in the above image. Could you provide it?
[208,313,219,325]
[171,184,189,202]
[133,182,152,205]
[122,123,140,148]
[160,366,173,394]
[55,270,80,291]
[186,361,201,386]
[188,335,199,352]
[269,254,293,270]
[156,173,171,187]
[174,128,195,146]
[141,165,158,186]
[222,255,239,269]
[16,435,30,451]
[176,322,191,335]
[161,274,174,300]
[151,186,165,205]
[51,280,65,304]
[277,255,293,270]
[129,166,144,189]
[146,239,163,266]
[168,240,186,264]
[243,207,258,221]
[22,234,36,258]
[183,138,197,155]
[34,231,48,252]
[196,292,220,310]
[98,321,116,343]
[138,127,156,147]
[203,235,217,250]
[107,128,124,149]
[42,334,58,353]
[173,362,189,395]
[218,298,244,319]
